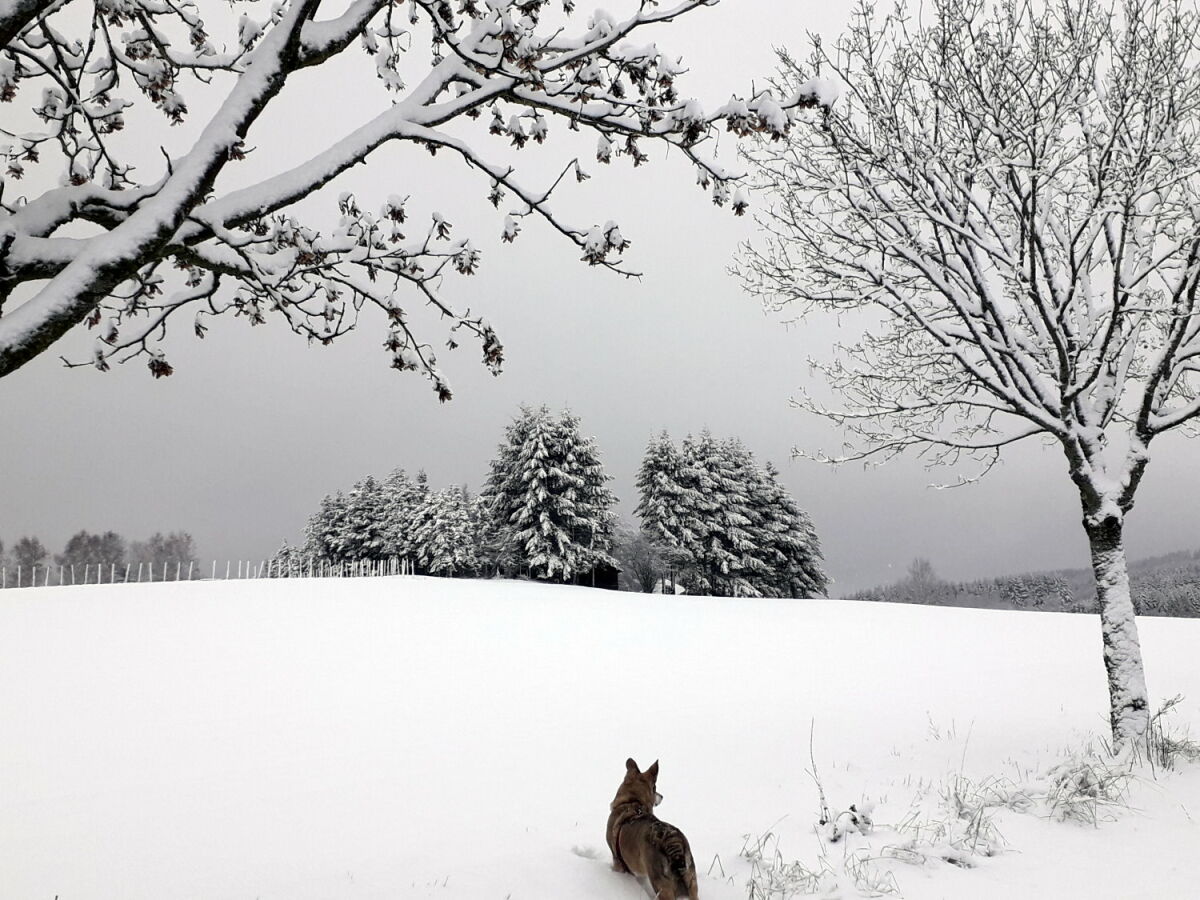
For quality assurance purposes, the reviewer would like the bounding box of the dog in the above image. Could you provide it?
[606,758,699,900]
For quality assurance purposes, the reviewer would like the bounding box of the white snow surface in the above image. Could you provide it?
[2,578,1199,900]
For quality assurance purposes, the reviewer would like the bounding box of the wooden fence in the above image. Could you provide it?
[0,557,416,589]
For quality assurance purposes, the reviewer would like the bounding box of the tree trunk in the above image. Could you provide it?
[1083,514,1150,750]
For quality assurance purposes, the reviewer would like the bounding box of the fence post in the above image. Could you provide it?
[59,565,63,585]
[137,562,143,582]
[44,565,50,587]
[188,561,194,581]
[125,564,130,583]
[17,565,21,588]
[2,567,5,589]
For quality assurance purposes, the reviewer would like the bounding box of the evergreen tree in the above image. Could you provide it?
[268,539,310,577]
[636,431,826,598]
[557,410,618,578]
[483,406,617,583]
[716,438,772,596]
[483,405,542,576]
[306,491,348,562]
[333,476,387,562]
[411,486,480,577]
[512,406,580,581]
[381,467,425,564]
[750,462,828,598]
[634,431,698,590]
[465,488,495,577]
[677,430,756,596]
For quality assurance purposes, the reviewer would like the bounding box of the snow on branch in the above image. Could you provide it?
[737,0,1200,507]
[0,0,838,395]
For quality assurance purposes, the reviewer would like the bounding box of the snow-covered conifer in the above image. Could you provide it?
[336,476,390,561]
[639,431,826,597]
[482,406,542,576]
[483,406,616,582]
[268,539,311,578]
[410,486,480,577]
[305,492,349,562]
[634,431,699,591]
[381,467,426,564]
[556,410,618,575]
[676,433,762,596]
[749,462,827,598]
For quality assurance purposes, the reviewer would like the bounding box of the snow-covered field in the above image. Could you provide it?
[2,578,1198,900]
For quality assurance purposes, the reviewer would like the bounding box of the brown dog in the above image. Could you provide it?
[606,758,699,900]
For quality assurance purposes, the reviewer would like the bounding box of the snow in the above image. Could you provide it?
[795,77,842,109]
[2,578,1199,900]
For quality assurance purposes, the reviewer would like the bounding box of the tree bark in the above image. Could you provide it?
[1083,513,1150,750]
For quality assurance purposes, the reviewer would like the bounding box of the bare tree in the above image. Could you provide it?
[737,0,1200,749]
[0,0,832,395]
[614,525,665,592]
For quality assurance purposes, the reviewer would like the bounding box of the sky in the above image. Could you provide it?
[4,0,1200,594]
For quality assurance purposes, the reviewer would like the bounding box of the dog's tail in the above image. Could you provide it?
[660,827,697,897]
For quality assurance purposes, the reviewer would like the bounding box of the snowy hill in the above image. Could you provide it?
[2,578,1198,899]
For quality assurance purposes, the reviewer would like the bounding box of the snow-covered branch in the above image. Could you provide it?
[738,0,1200,511]
[0,0,837,394]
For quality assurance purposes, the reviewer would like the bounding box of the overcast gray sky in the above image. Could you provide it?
[4,0,1200,593]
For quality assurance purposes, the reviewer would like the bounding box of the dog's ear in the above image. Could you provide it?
[626,757,639,773]
[647,760,660,780]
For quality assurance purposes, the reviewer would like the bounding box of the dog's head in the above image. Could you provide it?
[612,757,663,810]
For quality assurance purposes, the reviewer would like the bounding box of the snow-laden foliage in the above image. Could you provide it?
[736,0,1200,748]
[301,467,427,564]
[482,404,616,582]
[410,485,481,577]
[0,0,835,394]
[635,429,826,598]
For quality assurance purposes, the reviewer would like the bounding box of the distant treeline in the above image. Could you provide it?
[0,531,199,586]
[850,551,1200,618]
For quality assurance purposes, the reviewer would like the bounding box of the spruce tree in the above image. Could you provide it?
[411,486,479,577]
[484,405,616,583]
[381,467,425,565]
[513,406,580,581]
[482,405,542,576]
[678,430,751,596]
[557,410,618,578]
[638,430,827,598]
[750,462,828,598]
[305,491,349,562]
[336,475,390,561]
